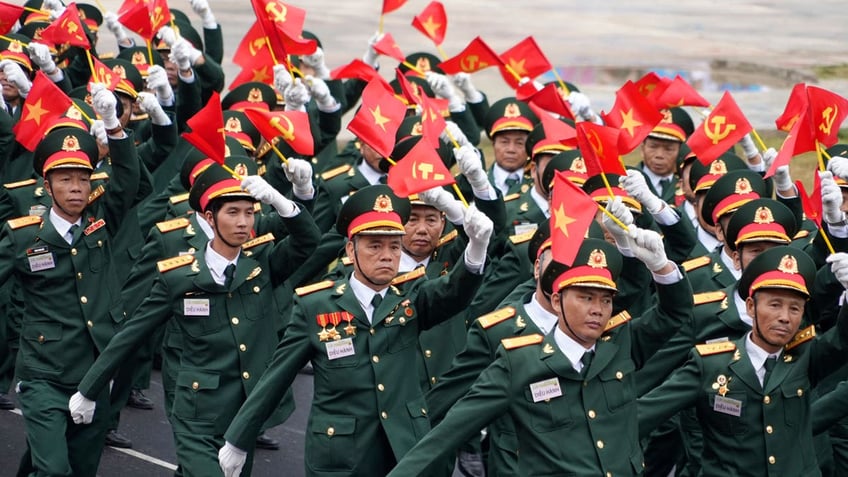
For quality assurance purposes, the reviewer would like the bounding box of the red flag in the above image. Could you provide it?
[387,138,455,197]
[654,75,710,108]
[602,80,664,154]
[89,55,123,91]
[795,171,823,228]
[411,1,447,46]
[228,64,274,90]
[373,33,405,63]
[634,72,671,101]
[576,122,624,176]
[775,83,807,132]
[519,83,575,121]
[687,92,753,165]
[347,79,407,158]
[116,0,168,41]
[243,109,314,156]
[181,91,226,164]
[149,0,171,35]
[330,59,379,82]
[0,2,24,35]
[437,36,501,75]
[12,72,73,151]
[419,94,447,148]
[382,0,407,15]
[806,85,848,148]
[550,171,597,266]
[528,102,577,150]
[498,36,551,89]
[40,3,90,48]
[250,0,316,60]
[766,110,817,178]
[232,22,273,68]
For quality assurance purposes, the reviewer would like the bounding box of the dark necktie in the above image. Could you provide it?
[224,263,236,288]
[505,174,519,189]
[580,351,595,377]
[658,177,672,195]
[67,224,79,244]
[371,293,383,310]
[763,356,777,387]
[378,175,388,184]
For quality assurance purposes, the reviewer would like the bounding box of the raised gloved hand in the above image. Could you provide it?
[189,0,217,29]
[103,12,129,44]
[272,64,293,95]
[821,171,846,225]
[739,134,759,160]
[90,83,120,130]
[439,120,469,148]
[454,145,489,192]
[305,75,339,113]
[27,42,57,75]
[283,78,310,112]
[137,92,171,126]
[362,31,384,68]
[301,47,330,80]
[44,0,65,20]
[629,226,670,272]
[169,39,202,71]
[567,91,596,122]
[426,71,463,111]
[418,186,464,224]
[761,147,777,171]
[451,72,483,103]
[241,175,297,217]
[828,156,848,181]
[2,61,31,98]
[284,158,314,199]
[69,391,96,425]
[156,25,177,48]
[773,165,794,193]
[463,204,493,266]
[218,442,247,477]
[145,65,174,105]
[601,196,634,250]
[89,119,107,147]
[620,169,665,214]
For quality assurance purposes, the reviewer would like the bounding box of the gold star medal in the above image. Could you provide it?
[341,311,356,337]
[327,312,342,341]
[316,314,331,342]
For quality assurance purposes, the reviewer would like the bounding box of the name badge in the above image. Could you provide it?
[706,337,729,344]
[529,377,563,402]
[28,252,55,272]
[713,395,742,417]
[184,298,210,316]
[29,204,47,217]
[326,338,355,360]
[514,223,538,236]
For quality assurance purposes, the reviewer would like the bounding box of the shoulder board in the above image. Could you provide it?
[694,290,726,306]
[131,113,149,121]
[4,178,37,189]
[391,266,426,285]
[156,217,191,233]
[785,325,816,351]
[696,341,737,356]
[295,280,334,296]
[509,229,535,245]
[157,254,195,273]
[90,171,110,182]
[503,193,520,203]
[87,184,105,204]
[502,334,544,350]
[255,137,280,158]
[793,229,810,240]
[320,164,352,181]
[682,255,711,272]
[341,256,353,266]
[478,306,517,329]
[169,192,190,205]
[7,215,42,230]
[438,229,458,247]
[603,311,631,332]
[243,233,275,250]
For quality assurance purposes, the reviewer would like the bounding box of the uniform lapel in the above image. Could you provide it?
[334,281,369,327]
[539,334,581,380]
[229,253,260,291]
[36,215,70,249]
[186,214,208,250]
[763,352,795,395]
[584,338,619,382]
[728,339,761,393]
[192,246,222,293]
[716,286,750,332]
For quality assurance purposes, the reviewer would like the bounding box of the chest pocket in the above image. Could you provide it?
[781,377,809,427]
[599,360,636,412]
[704,392,749,436]
[82,229,107,272]
[522,383,573,432]
[236,273,271,321]
[385,307,419,354]
[178,294,228,337]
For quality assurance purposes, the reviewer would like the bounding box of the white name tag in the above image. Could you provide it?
[514,223,538,236]
[183,299,210,316]
[326,338,355,360]
[28,253,55,272]
[706,337,729,344]
[529,377,563,402]
[29,205,47,217]
[713,395,742,417]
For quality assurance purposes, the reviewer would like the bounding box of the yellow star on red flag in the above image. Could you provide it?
[23,99,49,125]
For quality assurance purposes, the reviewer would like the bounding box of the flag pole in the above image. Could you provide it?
[270,142,290,166]
[0,35,27,47]
[550,68,570,95]
[402,61,426,77]
[504,64,521,82]
[93,0,106,12]
[85,50,97,83]
[436,45,448,60]
[146,40,154,66]
[816,141,827,172]
[441,127,470,207]
[597,171,630,231]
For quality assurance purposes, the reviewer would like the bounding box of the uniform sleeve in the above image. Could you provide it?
[629,267,694,367]
[807,304,848,386]
[119,227,167,315]
[101,133,141,235]
[812,380,848,434]
[415,260,484,331]
[637,349,702,439]
[266,209,321,287]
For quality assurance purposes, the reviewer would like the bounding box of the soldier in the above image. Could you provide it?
[218,184,493,476]
[482,97,538,197]
[637,107,693,204]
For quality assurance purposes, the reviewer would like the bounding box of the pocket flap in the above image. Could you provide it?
[310,415,356,435]
[406,399,428,418]
[176,370,220,391]
[23,322,62,342]
[598,360,635,381]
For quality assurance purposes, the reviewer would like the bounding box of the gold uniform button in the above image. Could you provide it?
[370,328,376,335]
[38,335,45,343]
[768,456,776,464]
[97,240,103,247]
[231,317,239,325]
[76,272,83,280]
[763,395,771,404]
[615,371,624,380]
[239,344,247,352]
[372,355,380,363]
[606,473,612,477]
[596,440,604,449]
[86,320,93,328]
[766,425,773,434]
[80,296,87,304]
[327,427,335,437]
[377,384,385,392]
[253,286,260,293]
[430,376,437,384]
[588,410,596,419]
[797,389,804,397]
[421,408,427,416]
[191,382,199,390]
[71,248,77,256]
[242,372,250,380]
[381,411,388,419]
[424,350,432,358]
[399,317,406,325]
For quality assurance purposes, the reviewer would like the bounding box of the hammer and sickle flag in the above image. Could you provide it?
[116,0,170,41]
[687,91,752,165]
[39,3,90,48]
[550,171,597,266]
[438,36,501,75]
[386,138,455,198]
[243,109,314,156]
[576,122,625,176]
[13,71,74,152]
[250,0,316,59]
[775,83,807,133]
[806,85,848,148]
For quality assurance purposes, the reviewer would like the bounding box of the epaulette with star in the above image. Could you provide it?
[156,217,191,233]
[242,233,275,250]
[3,178,37,189]
[696,341,736,356]
[296,280,334,296]
[169,192,190,205]
[7,215,42,230]
[478,306,516,329]
[157,255,195,273]
[501,334,543,350]
[793,230,810,240]
[438,229,458,247]
[682,255,711,272]
[87,184,105,204]
[694,291,726,306]
[603,311,631,332]
[391,267,426,285]
[503,193,520,203]
[785,325,815,351]
[90,171,110,182]
[320,164,352,181]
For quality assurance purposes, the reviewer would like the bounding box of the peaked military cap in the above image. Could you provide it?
[528,219,552,263]
[77,4,102,32]
[582,174,642,214]
[543,150,588,191]
[398,52,443,76]
[189,164,254,213]
[484,97,538,138]
[647,107,693,143]
[737,246,815,299]
[336,185,411,238]
[34,128,98,177]
[525,119,575,161]
[725,198,797,251]
[701,169,767,226]
[223,110,261,152]
[116,47,164,77]
[688,153,748,194]
[222,82,277,112]
[102,58,143,97]
[541,239,623,294]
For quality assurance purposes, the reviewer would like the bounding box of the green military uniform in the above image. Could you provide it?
[637,107,694,205]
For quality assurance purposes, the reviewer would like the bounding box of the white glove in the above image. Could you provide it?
[620,170,665,214]
[190,0,217,29]
[44,0,65,20]
[156,25,177,48]
[2,61,31,98]
[145,65,174,105]
[284,158,314,199]
[567,91,595,122]
[273,64,293,94]
[463,204,493,266]
[454,145,489,192]
[629,227,670,272]
[762,147,777,171]
[218,442,247,477]
[68,391,96,425]
[283,78,310,112]
[601,196,634,251]
[426,71,463,112]
[773,165,794,192]
[103,12,129,44]
[241,175,297,217]
[451,73,483,103]
[27,42,57,75]
[0,90,7,113]
[301,47,330,80]
[362,32,384,68]
[419,186,464,224]
[305,75,339,113]
[517,76,544,91]
[90,83,120,130]
[440,121,469,148]
[170,39,201,71]
[739,134,759,160]
[828,156,848,181]
[137,92,171,126]
[90,119,107,146]
[821,171,846,225]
